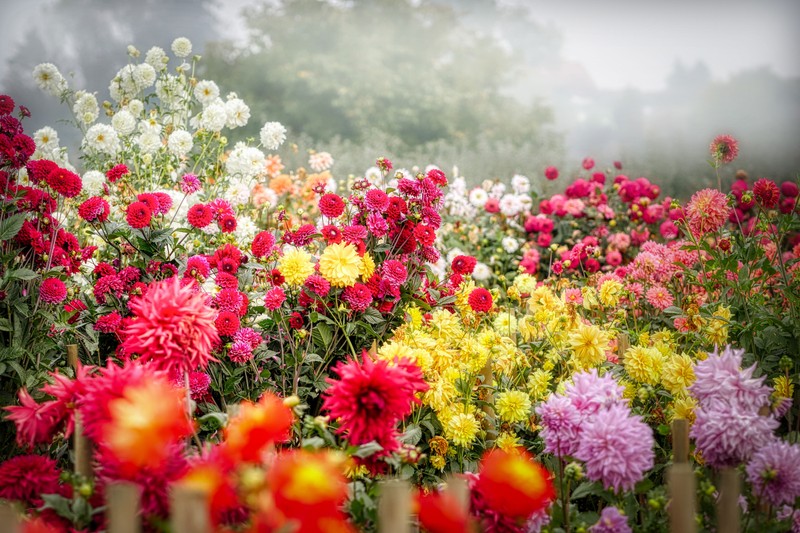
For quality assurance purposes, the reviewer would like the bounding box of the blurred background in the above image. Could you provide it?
[2,0,799,197]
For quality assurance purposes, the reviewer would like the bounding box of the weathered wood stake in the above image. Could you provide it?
[107,482,142,533]
[717,467,741,533]
[67,344,92,479]
[667,463,697,533]
[671,418,690,464]
[378,479,413,533]
[170,484,211,533]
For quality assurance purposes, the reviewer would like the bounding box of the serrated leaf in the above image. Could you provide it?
[40,493,74,519]
[0,213,26,241]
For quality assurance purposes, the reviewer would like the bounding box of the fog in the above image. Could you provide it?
[2,0,798,197]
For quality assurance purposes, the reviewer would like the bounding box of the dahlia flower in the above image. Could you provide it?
[121,277,219,374]
[0,454,67,508]
[685,188,731,237]
[589,507,632,533]
[709,134,739,164]
[569,323,610,369]
[38,278,67,304]
[322,353,427,453]
[475,449,555,521]
[574,403,655,492]
[319,242,363,288]
[277,246,315,286]
[495,390,532,424]
[103,377,193,470]
[746,440,800,507]
[468,287,493,313]
[536,395,583,457]
[224,392,293,463]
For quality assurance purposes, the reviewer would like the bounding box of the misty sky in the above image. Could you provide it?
[2,0,798,94]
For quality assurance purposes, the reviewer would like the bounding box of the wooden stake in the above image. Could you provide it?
[0,500,20,533]
[671,418,690,464]
[444,474,470,514]
[378,479,412,533]
[717,467,740,533]
[479,358,497,441]
[68,344,92,479]
[170,484,211,533]
[667,463,697,533]
[616,333,630,362]
[107,482,142,533]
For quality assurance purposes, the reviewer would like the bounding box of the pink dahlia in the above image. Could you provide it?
[264,286,286,311]
[180,173,201,194]
[536,395,583,457]
[78,196,110,222]
[39,278,67,304]
[645,285,673,311]
[0,455,67,508]
[228,340,254,363]
[365,189,390,212]
[251,231,275,258]
[319,193,345,218]
[304,274,331,297]
[589,507,631,533]
[233,327,263,350]
[342,283,373,312]
[121,277,219,373]
[322,353,428,453]
[544,166,559,181]
[685,188,731,237]
[746,440,800,507]
[574,403,654,492]
[709,134,739,164]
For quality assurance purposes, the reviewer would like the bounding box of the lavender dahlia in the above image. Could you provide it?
[589,507,632,533]
[746,440,800,507]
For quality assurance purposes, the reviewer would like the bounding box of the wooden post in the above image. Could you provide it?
[0,500,20,533]
[107,482,142,533]
[671,418,690,464]
[616,333,630,362]
[479,358,497,441]
[68,344,92,479]
[667,463,696,533]
[717,467,740,533]
[444,475,470,514]
[170,484,211,533]
[378,479,412,533]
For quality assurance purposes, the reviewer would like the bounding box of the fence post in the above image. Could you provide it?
[671,418,690,464]
[107,482,142,533]
[170,484,212,533]
[0,500,20,533]
[378,479,413,533]
[616,333,630,362]
[667,463,697,533]
[479,358,497,441]
[717,467,740,533]
[444,474,470,513]
[67,344,92,479]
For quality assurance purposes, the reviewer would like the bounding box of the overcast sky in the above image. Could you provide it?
[2,0,798,93]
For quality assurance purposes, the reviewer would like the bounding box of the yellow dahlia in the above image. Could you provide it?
[445,412,480,448]
[360,252,375,280]
[495,390,531,424]
[319,242,362,288]
[278,247,315,286]
[495,432,521,453]
[598,279,623,307]
[569,322,610,369]
[624,345,665,385]
[527,369,552,401]
[661,353,695,395]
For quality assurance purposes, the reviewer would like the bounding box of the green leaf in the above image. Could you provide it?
[353,441,384,458]
[570,481,604,501]
[40,493,74,520]
[0,214,26,241]
[302,437,326,450]
[198,412,228,431]
[399,424,422,446]
[8,268,38,281]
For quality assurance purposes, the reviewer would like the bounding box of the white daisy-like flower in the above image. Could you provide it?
[511,174,530,194]
[489,182,506,199]
[32,63,67,96]
[469,188,489,207]
[171,37,193,58]
[364,166,382,185]
[428,256,447,281]
[136,131,162,154]
[127,45,140,57]
[167,129,193,156]
[446,247,465,263]
[472,262,492,281]
[308,151,334,172]
[73,91,99,125]
[501,236,520,254]
[194,80,219,107]
[111,109,137,135]
[83,124,120,156]
[126,99,144,117]
[33,127,59,153]
[83,170,106,196]
[259,121,287,150]
[234,217,258,244]
[133,63,156,89]
[138,115,162,135]
[198,102,227,132]
[450,177,468,195]
[499,193,524,217]
[200,222,220,236]
[326,176,337,193]
[225,98,250,128]
[145,46,168,70]
[226,143,265,179]
[225,178,252,207]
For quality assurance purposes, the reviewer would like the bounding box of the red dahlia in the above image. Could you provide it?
[451,255,477,275]
[342,283,373,312]
[251,231,275,258]
[126,201,152,229]
[218,214,237,233]
[187,203,213,228]
[319,193,345,218]
[45,167,82,198]
[753,178,780,209]
[39,278,67,304]
[468,287,493,313]
[215,311,240,336]
[78,196,110,222]
[0,94,14,115]
[106,164,129,183]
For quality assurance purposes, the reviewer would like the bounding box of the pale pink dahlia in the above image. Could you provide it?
[122,277,219,373]
[574,403,655,492]
[645,285,673,310]
[589,507,631,533]
[746,440,800,507]
[685,189,731,237]
[709,134,739,164]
